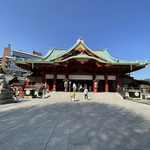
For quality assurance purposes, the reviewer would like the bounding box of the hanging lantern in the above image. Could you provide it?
[64,81,68,88]
[95,82,98,89]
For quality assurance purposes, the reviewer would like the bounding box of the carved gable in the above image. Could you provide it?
[53,38,108,63]
[75,43,86,52]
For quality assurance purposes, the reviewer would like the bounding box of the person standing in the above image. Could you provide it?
[73,83,77,92]
[84,87,88,100]
[13,88,17,101]
[79,84,82,92]
[16,89,20,100]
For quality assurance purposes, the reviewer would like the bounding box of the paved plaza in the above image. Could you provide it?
[0,96,150,150]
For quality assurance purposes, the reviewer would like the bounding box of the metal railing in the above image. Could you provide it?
[118,87,150,100]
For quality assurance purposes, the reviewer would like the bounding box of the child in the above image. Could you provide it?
[71,92,76,101]
[84,87,88,100]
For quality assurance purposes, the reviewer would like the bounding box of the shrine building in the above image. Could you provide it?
[14,38,149,92]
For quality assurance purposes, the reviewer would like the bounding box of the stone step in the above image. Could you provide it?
[49,92,123,101]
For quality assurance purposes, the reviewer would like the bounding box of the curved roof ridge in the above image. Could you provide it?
[51,38,104,60]
[93,49,106,51]
[43,48,54,60]
[52,48,68,50]
[52,41,80,59]
[90,49,112,62]
[103,50,118,62]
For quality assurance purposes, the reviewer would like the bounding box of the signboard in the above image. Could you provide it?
[45,74,54,79]
[96,75,105,80]
[57,75,65,79]
[108,75,116,80]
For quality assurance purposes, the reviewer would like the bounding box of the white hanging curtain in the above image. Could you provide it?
[69,75,92,80]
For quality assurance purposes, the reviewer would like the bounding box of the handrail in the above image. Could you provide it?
[117,87,150,99]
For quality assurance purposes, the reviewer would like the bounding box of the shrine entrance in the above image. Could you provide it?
[56,79,64,91]
[97,80,105,92]
[68,75,93,92]
[69,80,93,92]
[108,80,116,92]
[46,79,53,91]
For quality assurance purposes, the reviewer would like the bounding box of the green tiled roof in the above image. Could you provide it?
[43,48,67,61]
[55,52,148,66]
[92,49,117,62]
[43,40,103,61]
[5,75,16,82]
[14,38,149,67]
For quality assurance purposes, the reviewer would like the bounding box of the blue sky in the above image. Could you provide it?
[0,0,150,79]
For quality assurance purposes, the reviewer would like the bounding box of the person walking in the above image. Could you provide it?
[84,87,88,100]
[71,92,76,101]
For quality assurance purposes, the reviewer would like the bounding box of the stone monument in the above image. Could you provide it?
[0,74,13,104]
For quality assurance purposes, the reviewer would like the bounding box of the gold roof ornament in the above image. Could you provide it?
[76,36,84,44]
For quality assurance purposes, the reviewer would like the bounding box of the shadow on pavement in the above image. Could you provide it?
[0,101,150,150]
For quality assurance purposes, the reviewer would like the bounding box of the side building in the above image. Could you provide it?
[2,44,11,72]
[0,56,3,65]
[8,50,42,76]
[1,45,42,76]
[0,56,3,73]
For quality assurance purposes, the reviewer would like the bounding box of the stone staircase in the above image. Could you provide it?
[48,92,123,101]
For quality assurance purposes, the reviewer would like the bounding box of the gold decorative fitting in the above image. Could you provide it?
[98,58,107,62]
[55,57,62,61]
[75,44,86,51]
[54,63,59,66]
[77,58,89,62]
[105,64,111,67]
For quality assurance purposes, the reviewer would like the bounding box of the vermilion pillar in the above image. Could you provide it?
[105,74,108,92]
[64,87,67,92]
[41,72,45,87]
[21,87,24,98]
[26,78,29,86]
[53,68,57,91]
[53,74,56,91]
[93,73,96,92]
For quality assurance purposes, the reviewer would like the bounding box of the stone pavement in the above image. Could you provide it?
[129,98,150,105]
[0,97,150,150]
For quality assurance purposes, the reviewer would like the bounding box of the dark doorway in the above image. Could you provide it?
[56,79,64,91]
[108,80,116,92]
[46,79,53,91]
[97,80,105,92]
